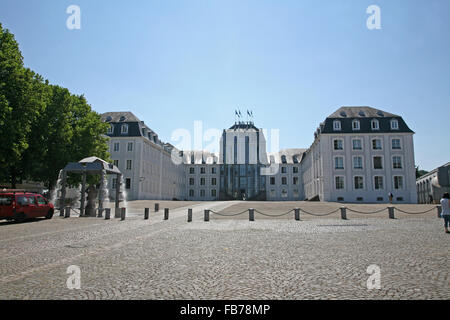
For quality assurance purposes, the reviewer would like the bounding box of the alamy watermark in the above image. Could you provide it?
[66,265,81,290]
[66,5,81,30]
[366,5,381,30]
[169,121,282,175]
[366,264,381,290]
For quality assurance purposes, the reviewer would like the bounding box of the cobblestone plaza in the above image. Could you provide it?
[0,201,448,300]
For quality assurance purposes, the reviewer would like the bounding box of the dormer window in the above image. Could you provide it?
[121,124,128,134]
[333,120,341,131]
[371,119,379,130]
[352,120,360,130]
[107,124,113,134]
[391,119,399,130]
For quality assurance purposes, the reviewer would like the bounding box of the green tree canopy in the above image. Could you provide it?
[0,23,110,189]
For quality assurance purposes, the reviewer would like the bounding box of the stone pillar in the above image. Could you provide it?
[98,169,105,217]
[294,208,300,221]
[340,207,347,220]
[164,208,169,220]
[115,174,121,209]
[249,208,255,221]
[104,208,111,220]
[388,207,395,219]
[80,170,86,217]
[64,206,71,218]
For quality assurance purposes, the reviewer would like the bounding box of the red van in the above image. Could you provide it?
[0,190,54,222]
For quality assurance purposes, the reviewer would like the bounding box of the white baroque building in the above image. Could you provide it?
[101,106,418,203]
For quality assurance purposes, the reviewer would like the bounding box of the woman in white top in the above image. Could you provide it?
[440,192,450,234]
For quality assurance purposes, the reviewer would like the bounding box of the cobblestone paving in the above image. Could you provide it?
[0,201,449,300]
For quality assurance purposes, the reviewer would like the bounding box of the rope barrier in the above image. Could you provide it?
[300,208,341,217]
[197,205,438,219]
[254,209,294,217]
[394,207,437,215]
[346,207,388,214]
[209,209,248,217]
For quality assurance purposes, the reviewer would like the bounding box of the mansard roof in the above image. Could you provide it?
[101,111,165,146]
[321,106,414,134]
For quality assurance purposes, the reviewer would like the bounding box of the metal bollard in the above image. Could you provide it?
[187,208,192,222]
[114,207,121,218]
[104,208,111,220]
[204,209,210,222]
[64,206,71,218]
[388,207,395,219]
[249,208,255,221]
[97,208,103,218]
[164,208,169,220]
[59,208,64,217]
[155,203,159,212]
[144,208,149,220]
[340,207,347,220]
[294,208,300,221]
[120,208,126,221]
[437,205,442,218]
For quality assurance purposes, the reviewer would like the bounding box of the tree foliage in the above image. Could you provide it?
[0,23,110,188]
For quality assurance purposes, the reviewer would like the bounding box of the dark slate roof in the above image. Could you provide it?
[101,112,160,141]
[329,107,399,118]
[101,112,141,123]
[228,122,259,131]
[321,106,414,134]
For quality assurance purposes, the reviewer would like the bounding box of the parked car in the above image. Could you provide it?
[0,190,54,222]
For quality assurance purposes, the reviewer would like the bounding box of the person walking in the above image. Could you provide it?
[441,192,450,234]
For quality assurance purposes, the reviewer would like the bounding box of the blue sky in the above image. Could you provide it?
[0,0,449,171]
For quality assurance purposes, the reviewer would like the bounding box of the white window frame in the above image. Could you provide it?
[371,119,380,131]
[392,155,403,170]
[352,138,363,151]
[334,156,345,170]
[353,155,364,170]
[121,124,128,134]
[393,175,404,190]
[372,155,384,170]
[371,138,383,150]
[391,138,402,150]
[127,142,133,152]
[333,138,344,151]
[107,125,114,134]
[390,119,399,130]
[333,120,342,131]
[353,175,365,190]
[335,175,345,190]
[113,142,120,152]
[352,120,360,131]
[373,175,385,190]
